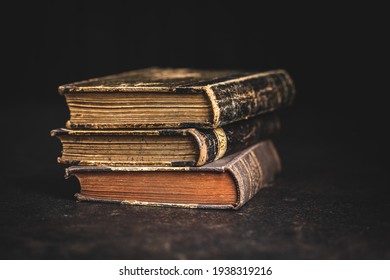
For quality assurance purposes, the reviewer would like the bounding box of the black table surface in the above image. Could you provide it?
[1,104,389,260]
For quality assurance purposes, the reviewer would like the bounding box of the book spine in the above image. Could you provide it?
[206,70,295,127]
[190,114,280,166]
[226,141,281,209]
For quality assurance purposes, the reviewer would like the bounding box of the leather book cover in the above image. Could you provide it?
[59,67,295,129]
[67,141,281,210]
[52,113,280,167]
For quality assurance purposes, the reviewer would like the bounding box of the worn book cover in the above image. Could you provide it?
[60,67,295,129]
[66,141,281,210]
[52,113,280,167]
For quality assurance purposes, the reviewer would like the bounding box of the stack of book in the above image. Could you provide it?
[51,68,295,209]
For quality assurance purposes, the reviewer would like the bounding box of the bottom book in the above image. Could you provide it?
[66,141,281,210]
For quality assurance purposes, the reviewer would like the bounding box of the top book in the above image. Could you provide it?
[59,67,295,129]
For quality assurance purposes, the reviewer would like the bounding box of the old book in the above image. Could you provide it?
[67,141,281,210]
[59,67,295,129]
[51,114,279,167]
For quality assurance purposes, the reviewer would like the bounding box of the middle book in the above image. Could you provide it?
[51,113,279,167]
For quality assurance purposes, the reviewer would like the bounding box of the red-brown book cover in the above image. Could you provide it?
[66,141,281,210]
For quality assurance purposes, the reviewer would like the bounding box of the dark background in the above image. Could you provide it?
[1,1,388,259]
